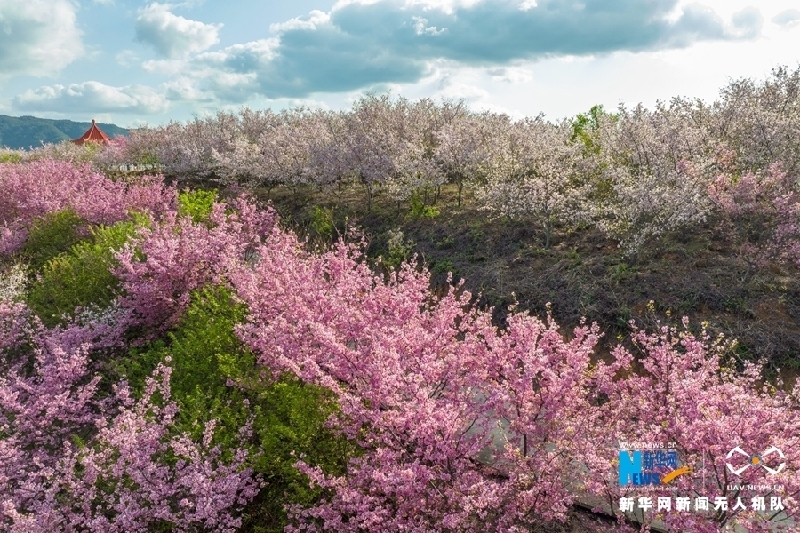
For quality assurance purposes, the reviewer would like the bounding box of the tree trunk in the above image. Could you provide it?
[545,219,552,249]
[365,182,373,213]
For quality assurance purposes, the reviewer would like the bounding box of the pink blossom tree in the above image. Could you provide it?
[0,302,258,532]
[708,157,800,271]
[0,160,175,256]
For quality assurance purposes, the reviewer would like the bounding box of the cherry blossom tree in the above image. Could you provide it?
[0,160,175,255]
[709,158,800,271]
[589,102,713,255]
[434,110,494,207]
[710,65,800,177]
[478,117,588,248]
[0,301,258,532]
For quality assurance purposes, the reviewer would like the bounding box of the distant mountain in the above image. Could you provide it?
[0,115,129,150]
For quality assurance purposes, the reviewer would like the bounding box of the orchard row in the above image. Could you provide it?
[5,67,800,260]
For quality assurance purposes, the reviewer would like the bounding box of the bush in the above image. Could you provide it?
[382,228,415,269]
[178,189,218,223]
[309,205,335,241]
[125,286,353,532]
[0,151,23,163]
[409,192,440,219]
[20,209,87,271]
[26,219,139,327]
[431,256,457,276]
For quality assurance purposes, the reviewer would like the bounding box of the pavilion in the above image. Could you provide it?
[71,119,111,145]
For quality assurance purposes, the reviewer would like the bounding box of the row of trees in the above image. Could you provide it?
[0,160,798,532]
[3,67,799,258]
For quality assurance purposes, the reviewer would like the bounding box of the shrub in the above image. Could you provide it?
[0,151,23,163]
[125,285,353,532]
[382,228,415,269]
[26,219,139,327]
[409,191,440,219]
[309,205,335,241]
[178,188,218,223]
[20,209,87,272]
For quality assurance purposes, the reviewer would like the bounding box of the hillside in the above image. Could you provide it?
[4,163,796,533]
[261,181,800,386]
[0,115,128,149]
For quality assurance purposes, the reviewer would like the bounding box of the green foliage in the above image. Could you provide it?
[178,189,217,223]
[382,228,415,269]
[409,192,440,219]
[608,262,631,282]
[125,286,353,533]
[309,205,335,241]
[565,247,582,267]
[615,305,632,329]
[0,152,23,163]
[468,225,485,242]
[570,104,614,154]
[21,209,86,271]
[436,235,455,250]
[26,219,138,327]
[431,257,458,277]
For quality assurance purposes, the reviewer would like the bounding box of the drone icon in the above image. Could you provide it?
[726,446,785,476]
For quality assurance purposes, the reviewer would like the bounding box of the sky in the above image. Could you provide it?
[0,0,799,128]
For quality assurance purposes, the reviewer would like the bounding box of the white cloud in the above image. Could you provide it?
[142,58,188,74]
[195,38,279,63]
[269,10,330,33]
[333,0,483,16]
[163,0,765,102]
[411,16,448,36]
[0,0,84,78]
[135,3,222,58]
[12,81,169,114]
[116,50,139,67]
[772,9,800,28]
[161,77,213,101]
[441,83,488,102]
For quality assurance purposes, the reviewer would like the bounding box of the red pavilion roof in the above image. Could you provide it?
[71,119,111,145]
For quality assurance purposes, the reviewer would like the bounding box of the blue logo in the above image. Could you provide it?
[619,449,680,486]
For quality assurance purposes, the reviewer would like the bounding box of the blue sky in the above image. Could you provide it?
[1,0,799,128]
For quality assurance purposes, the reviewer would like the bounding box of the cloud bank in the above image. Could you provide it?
[178,0,763,101]
[3,0,771,122]
[12,82,169,114]
[772,8,800,28]
[0,0,84,78]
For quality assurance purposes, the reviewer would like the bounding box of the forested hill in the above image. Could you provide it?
[0,115,128,149]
